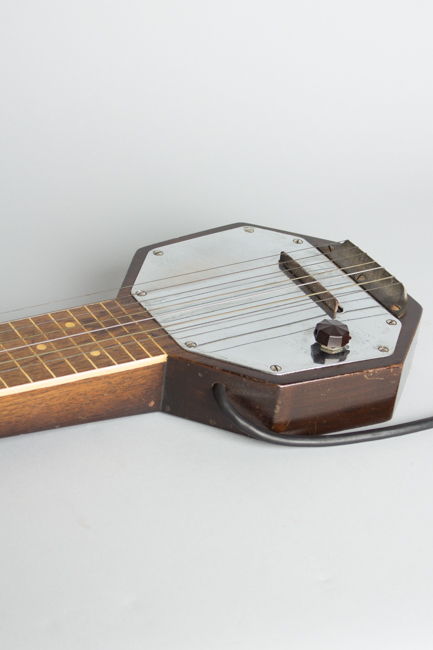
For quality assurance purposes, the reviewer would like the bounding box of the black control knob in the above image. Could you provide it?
[314,319,351,354]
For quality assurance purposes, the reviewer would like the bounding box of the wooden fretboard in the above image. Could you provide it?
[0,296,167,393]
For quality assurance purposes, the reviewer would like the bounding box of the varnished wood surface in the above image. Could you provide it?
[0,296,169,438]
[163,354,402,437]
[0,358,165,439]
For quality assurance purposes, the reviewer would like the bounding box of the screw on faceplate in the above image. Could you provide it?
[378,346,389,353]
[185,341,197,348]
[153,250,164,256]
[135,290,147,296]
[270,365,282,372]
[293,238,303,244]
[244,226,254,233]
[387,319,397,326]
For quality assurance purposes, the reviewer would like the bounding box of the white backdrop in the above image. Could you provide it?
[1,1,433,648]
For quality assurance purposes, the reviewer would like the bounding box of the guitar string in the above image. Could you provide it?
[0,275,397,366]
[0,278,399,374]
[0,283,399,378]
[0,267,389,354]
[0,237,343,317]
[146,264,384,312]
[0,285,377,367]
[208,310,394,355]
[0,239,360,321]
[4,253,381,338]
[0,305,384,381]
[0,242,364,337]
[200,304,388,349]
[2,258,383,347]
[1,249,377,337]
[143,294,382,343]
[141,257,380,309]
[0,288,378,368]
[128,245,364,301]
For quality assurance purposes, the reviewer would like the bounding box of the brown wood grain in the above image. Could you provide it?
[0,357,166,439]
[0,295,169,438]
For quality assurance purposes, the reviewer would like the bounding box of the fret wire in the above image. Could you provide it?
[28,317,61,379]
[97,303,137,362]
[0,240,360,322]
[0,299,174,372]
[114,301,166,355]
[0,335,167,381]
[3,322,34,384]
[81,307,119,366]
[0,309,163,369]
[66,308,114,369]
[0,361,8,387]
[107,304,156,357]
[101,302,152,358]
[4,296,138,336]
[0,280,402,381]
[0,332,10,386]
[46,314,83,373]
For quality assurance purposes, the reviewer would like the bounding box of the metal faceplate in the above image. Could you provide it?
[131,226,401,376]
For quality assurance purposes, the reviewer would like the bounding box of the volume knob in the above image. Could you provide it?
[314,319,351,354]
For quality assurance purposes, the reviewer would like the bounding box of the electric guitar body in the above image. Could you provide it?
[0,223,422,443]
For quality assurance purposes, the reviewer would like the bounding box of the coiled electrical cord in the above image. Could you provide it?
[212,382,433,447]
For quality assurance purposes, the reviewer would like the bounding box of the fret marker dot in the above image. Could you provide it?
[36,344,47,350]
[65,322,76,328]
[90,350,101,356]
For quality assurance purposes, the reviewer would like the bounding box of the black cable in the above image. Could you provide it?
[212,383,433,447]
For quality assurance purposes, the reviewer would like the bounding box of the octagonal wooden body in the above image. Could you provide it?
[120,223,422,438]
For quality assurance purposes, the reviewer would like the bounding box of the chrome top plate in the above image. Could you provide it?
[131,226,401,375]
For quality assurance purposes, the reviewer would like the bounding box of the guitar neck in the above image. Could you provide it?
[0,296,168,438]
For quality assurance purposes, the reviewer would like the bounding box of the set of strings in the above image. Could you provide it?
[0,252,386,353]
[0,241,399,379]
[0,244,395,361]
[0,243,366,339]
[2,242,375,339]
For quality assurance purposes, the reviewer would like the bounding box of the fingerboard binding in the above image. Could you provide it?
[0,297,168,396]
